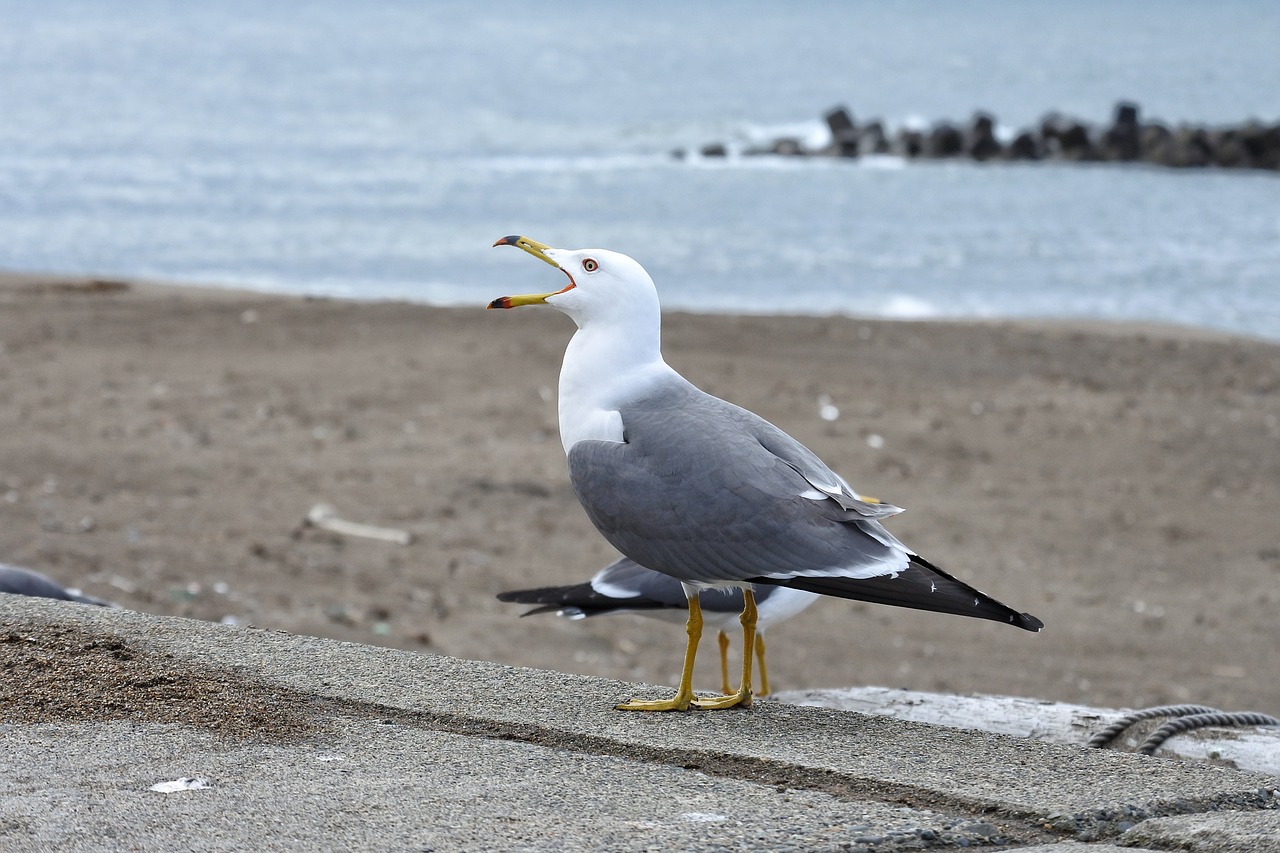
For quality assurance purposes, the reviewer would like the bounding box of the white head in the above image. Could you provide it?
[490,236,673,450]
[488,236,661,331]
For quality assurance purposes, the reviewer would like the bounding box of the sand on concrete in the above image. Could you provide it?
[1,271,1277,713]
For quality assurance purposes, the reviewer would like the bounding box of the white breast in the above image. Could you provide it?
[556,329,675,452]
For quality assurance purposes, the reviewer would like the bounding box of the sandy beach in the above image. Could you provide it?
[2,271,1277,714]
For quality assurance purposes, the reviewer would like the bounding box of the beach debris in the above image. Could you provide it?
[149,777,213,794]
[29,278,131,295]
[303,503,414,545]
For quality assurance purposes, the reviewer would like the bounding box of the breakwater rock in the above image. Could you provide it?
[686,102,1280,172]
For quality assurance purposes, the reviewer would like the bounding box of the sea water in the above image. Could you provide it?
[0,0,1277,338]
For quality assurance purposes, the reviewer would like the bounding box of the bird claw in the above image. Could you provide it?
[615,693,695,712]
[691,689,753,711]
[615,688,754,711]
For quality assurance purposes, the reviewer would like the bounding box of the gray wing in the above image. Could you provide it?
[566,383,1042,632]
[496,555,788,617]
[589,557,699,607]
[567,382,912,586]
[592,557,792,614]
[496,557,689,617]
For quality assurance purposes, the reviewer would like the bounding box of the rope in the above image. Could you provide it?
[1138,712,1280,756]
[1087,705,1221,749]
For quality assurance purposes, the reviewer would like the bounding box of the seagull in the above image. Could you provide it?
[497,556,819,696]
[0,563,116,607]
[489,235,1042,711]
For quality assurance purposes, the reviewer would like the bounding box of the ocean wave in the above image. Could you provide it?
[463,153,672,173]
[737,119,830,150]
[876,295,941,319]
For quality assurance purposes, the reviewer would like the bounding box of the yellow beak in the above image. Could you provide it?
[488,235,574,309]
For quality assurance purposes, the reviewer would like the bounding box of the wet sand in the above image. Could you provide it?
[2,271,1277,712]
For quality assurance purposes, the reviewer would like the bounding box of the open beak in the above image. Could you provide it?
[488,235,576,309]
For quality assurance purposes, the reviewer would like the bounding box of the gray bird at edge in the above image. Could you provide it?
[499,556,820,696]
[0,563,116,607]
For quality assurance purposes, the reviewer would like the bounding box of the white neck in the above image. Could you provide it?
[556,314,673,452]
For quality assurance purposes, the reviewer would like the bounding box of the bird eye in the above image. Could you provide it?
[582,258,599,272]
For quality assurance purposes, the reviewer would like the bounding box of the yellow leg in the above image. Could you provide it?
[755,632,770,697]
[717,630,732,695]
[694,589,756,710]
[616,594,703,711]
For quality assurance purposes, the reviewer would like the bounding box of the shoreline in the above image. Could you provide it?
[1,268,1269,347]
[2,271,1278,712]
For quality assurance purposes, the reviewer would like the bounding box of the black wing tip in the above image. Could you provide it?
[1013,612,1045,632]
[515,604,563,618]
[753,557,1044,632]
[910,553,1044,632]
[496,583,591,604]
[496,585,674,617]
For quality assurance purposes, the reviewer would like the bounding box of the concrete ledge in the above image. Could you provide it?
[777,687,1280,775]
[2,595,1277,851]
[1122,811,1280,852]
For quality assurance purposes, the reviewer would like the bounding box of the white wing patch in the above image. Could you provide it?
[590,574,643,600]
[755,588,822,625]
[806,475,848,496]
[794,468,905,519]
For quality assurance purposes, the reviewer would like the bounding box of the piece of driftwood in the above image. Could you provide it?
[304,503,413,545]
[774,686,1280,775]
